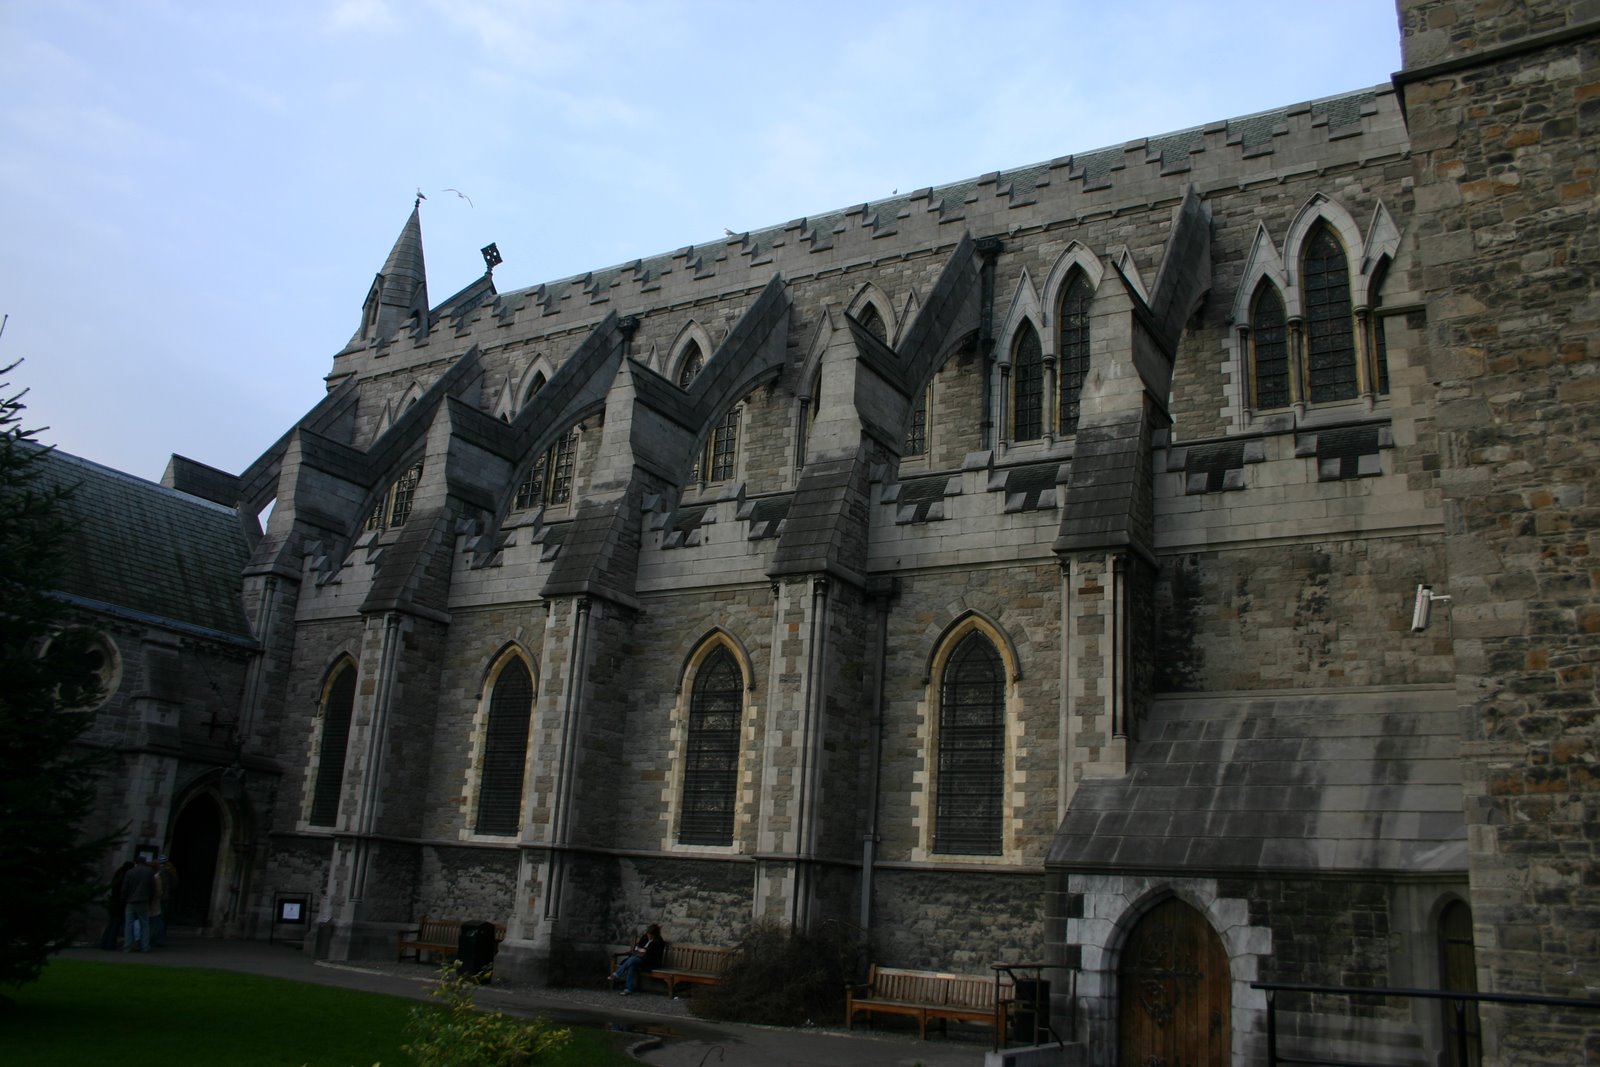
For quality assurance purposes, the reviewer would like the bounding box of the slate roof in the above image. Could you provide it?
[1049,689,1467,875]
[32,446,253,641]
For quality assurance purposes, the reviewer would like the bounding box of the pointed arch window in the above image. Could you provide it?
[679,647,742,846]
[1304,224,1357,402]
[309,661,357,827]
[365,461,423,531]
[514,429,578,510]
[1058,272,1093,434]
[522,372,547,410]
[1251,283,1291,409]
[857,303,888,345]
[905,387,929,456]
[677,341,704,389]
[475,656,534,836]
[1012,322,1043,443]
[705,407,740,483]
[935,632,1005,856]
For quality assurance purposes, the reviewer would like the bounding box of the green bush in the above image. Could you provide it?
[691,919,860,1028]
[404,962,572,1066]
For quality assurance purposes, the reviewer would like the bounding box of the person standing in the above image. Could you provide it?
[121,856,157,953]
[150,855,178,947]
[99,861,134,950]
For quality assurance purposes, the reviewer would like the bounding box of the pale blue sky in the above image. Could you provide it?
[0,0,1403,482]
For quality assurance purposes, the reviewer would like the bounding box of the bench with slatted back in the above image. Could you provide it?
[846,964,1012,1039]
[396,917,506,963]
[609,943,739,997]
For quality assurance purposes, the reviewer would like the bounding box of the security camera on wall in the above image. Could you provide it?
[1412,585,1433,632]
[1412,584,1451,632]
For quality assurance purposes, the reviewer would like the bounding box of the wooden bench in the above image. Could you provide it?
[846,964,1012,1039]
[396,917,506,963]
[609,943,740,997]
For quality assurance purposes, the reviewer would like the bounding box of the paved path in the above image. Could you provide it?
[60,938,995,1066]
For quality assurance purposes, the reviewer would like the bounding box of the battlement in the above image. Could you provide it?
[338,83,1404,372]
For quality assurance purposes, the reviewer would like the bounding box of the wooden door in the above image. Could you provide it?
[1119,897,1231,1066]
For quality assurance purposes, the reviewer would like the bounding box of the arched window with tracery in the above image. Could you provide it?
[1251,283,1291,409]
[935,631,1005,856]
[475,654,534,836]
[1011,321,1043,442]
[677,341,704,389]
[857,303,888,345]
[514,429,578,510]
[1058,272,1093,434]
[309,660,357,827]
[522,372,546,409]
[1303,223,1357,402]
[678,646,742,846]
[705,407,740,483]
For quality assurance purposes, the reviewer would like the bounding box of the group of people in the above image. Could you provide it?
[607,923,665,994]
[99,854,179,952]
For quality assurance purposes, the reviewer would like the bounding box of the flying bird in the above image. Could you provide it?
[444,188,474,208]
[723,228,736,237]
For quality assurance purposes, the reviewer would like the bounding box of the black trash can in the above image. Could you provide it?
[456,921,498,982]
[1010,978,1051,1044]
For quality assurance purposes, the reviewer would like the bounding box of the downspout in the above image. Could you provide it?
[858,582,894,950]
[1112,555,1127,740]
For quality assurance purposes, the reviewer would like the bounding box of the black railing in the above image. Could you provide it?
[992,962,1076,1052]
[1253,980,1600,1067]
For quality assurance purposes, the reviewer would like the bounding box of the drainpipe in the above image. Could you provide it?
[858,580,896,956]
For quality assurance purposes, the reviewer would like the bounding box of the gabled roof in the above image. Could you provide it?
[33,446,253,642]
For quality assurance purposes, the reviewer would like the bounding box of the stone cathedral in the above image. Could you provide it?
[58,1,1598,1063]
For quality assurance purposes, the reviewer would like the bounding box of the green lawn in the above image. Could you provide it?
[3,960,633,1067]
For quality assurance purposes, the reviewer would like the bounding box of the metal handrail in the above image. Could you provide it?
[1252,980,1600,1067]
[991,961,1076,1052]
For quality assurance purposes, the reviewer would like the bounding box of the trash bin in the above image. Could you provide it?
[1011,978,1051,1044]
[457,921,498,981]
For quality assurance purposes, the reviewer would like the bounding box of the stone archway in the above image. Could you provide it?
[169,792,223,927]
[1118,896,1231,1066]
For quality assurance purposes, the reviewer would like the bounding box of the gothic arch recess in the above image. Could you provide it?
[1040,242,1105,337]
[167,772,250,931]
[846,281,897,345]
[668,320,716,386]
[1283,193,1365,319]
[664,631,754,851]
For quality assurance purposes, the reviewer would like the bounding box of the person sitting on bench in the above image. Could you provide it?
[609,923,666,995]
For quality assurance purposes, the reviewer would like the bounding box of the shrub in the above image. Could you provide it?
[691,919,860,1028]
[404,961,571,1066]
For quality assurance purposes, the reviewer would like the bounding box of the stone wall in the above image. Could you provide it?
[1399,1,1600,1060]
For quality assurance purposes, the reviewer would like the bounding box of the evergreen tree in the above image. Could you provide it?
[0,360,118,997]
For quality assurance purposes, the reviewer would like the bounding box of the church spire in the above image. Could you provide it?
[353,203,430,345]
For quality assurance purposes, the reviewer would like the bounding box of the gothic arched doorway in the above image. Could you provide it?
[169,793,223,927]
[1118,897,1231,1066]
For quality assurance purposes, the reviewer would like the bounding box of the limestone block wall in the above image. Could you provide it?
[1153,536,1454,693]
[869,868,1043,973]
[1399,1,1600,1058]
